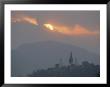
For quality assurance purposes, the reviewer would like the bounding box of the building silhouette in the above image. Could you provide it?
[28,51,100,77]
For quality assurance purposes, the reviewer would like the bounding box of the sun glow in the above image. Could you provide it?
[12,13,99,36]
[44,24,54,31]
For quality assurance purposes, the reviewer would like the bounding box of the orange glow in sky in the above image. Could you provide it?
[22,16,38,26]
[44,24,54,31]
[43,23,99,36]
[12,14,38,26]
[55,24,99,36]
[12,14,99,36]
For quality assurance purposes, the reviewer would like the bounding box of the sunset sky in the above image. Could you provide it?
[11,11,100,54]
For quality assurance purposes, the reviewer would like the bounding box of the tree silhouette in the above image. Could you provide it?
[97,72,100,77]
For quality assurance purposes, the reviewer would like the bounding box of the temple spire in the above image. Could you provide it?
[69,52,73,65]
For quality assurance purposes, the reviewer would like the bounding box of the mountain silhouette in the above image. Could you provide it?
[11,41,99,76]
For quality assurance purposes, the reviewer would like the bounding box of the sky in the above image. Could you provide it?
[11,11,100,54]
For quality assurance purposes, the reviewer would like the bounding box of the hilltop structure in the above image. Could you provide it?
[69,52,73,65]
[28,51,100,77]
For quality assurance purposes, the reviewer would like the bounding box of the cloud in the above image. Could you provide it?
[47,24,99,36]
[11,13,99,36]
[11,14,38,26]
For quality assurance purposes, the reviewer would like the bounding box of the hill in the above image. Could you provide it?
[11,41,99,76]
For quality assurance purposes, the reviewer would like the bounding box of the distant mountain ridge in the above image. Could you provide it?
[11,41,100,76]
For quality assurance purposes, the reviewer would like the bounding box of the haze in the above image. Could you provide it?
[11,11,100,76]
